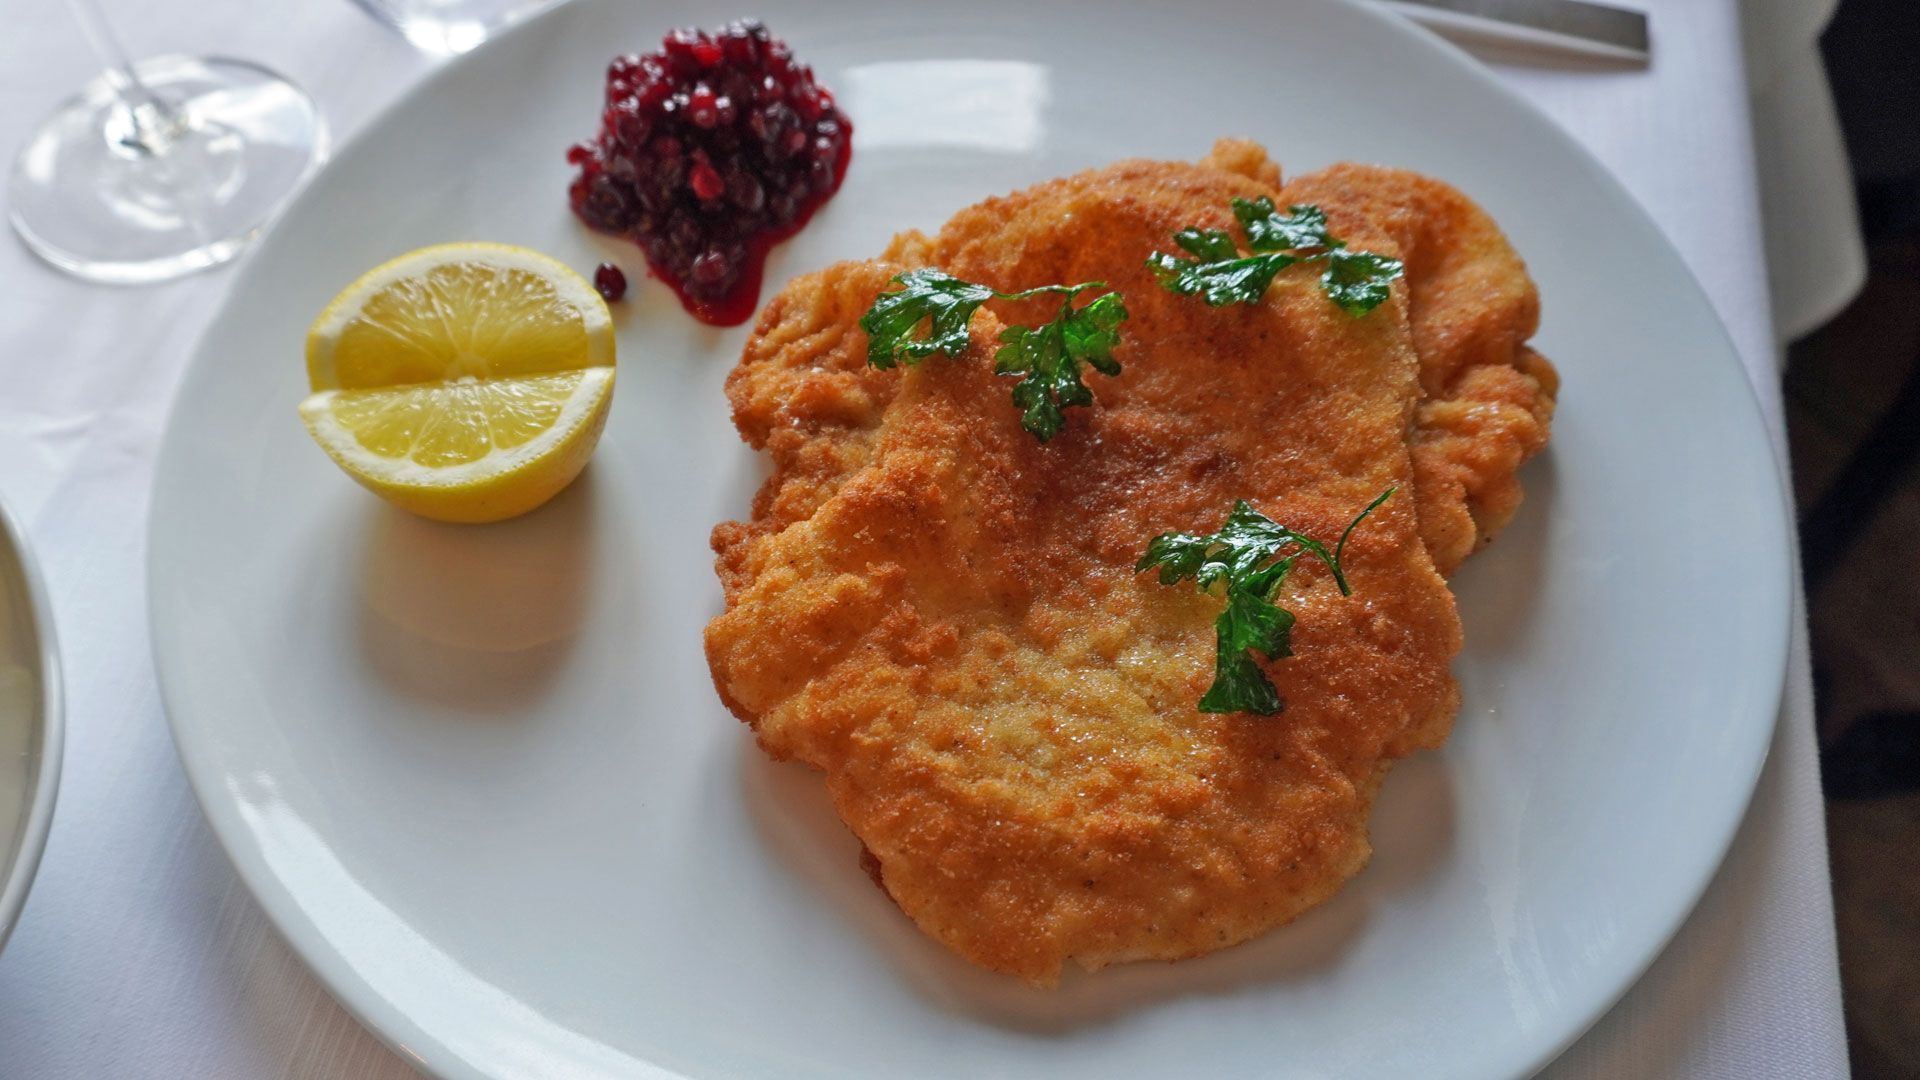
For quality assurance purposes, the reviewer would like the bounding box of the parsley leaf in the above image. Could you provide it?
[1236,199,1331,252]
[1137,488,1395,715]
[859,268,997,370]
[994,288,1127,442]
[1174,228,1242,261]
[1202,584,1295,714]
[1146,249,1296,307]
[1321,248,1403,316]
[861,271,1129,442]
[1146,198,1403,315]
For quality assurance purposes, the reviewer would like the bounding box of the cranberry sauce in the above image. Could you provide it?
[566,19,853,326]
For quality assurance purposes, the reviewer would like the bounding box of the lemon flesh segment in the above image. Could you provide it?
[307,243,615,391]
[299,367,615,524]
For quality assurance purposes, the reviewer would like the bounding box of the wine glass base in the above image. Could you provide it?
[8,55,326,285]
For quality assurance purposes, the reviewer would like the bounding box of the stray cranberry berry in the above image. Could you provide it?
[594,262,627,302]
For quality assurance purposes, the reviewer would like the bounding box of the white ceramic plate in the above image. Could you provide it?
[149,1,1792,1076]
[0,495,61,956]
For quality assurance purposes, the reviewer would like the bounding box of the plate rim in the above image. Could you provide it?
[146,1,1796,1076]
[0,493,64,957]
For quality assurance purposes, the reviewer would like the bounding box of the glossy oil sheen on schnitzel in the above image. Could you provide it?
[705,140,1555,985]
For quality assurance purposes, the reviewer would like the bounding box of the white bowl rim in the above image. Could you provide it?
[0,493,64,955]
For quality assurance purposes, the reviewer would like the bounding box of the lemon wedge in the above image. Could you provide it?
[298,243,616,523]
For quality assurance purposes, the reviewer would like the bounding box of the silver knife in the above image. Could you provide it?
[1380,0,1651,62]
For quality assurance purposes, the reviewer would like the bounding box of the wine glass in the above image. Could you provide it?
[7,0,327,284]
[349,0,560,56]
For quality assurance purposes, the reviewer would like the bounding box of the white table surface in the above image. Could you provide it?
[0,1,1848,1076]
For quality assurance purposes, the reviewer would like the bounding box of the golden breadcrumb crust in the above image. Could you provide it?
[706,140,1560,984]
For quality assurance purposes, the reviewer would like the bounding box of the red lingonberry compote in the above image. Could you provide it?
[566,19,853,326]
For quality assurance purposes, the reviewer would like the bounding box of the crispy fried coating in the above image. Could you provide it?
[1276,162,1557,573]
[706,146,1503,984]
[714,145,1556,589]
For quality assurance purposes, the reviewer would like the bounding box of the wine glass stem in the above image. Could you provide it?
[62,0,186,151]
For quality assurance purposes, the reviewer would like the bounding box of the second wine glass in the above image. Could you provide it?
[8,0,327,284]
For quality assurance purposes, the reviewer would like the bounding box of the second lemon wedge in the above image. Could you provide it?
[298,243,616,523]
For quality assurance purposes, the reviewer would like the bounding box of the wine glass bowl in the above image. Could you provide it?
[8,0,327,287]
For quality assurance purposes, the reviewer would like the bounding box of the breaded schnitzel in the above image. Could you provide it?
[706,142,1552,984]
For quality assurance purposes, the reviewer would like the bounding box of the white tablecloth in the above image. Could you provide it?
[0,2,1848,1076]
